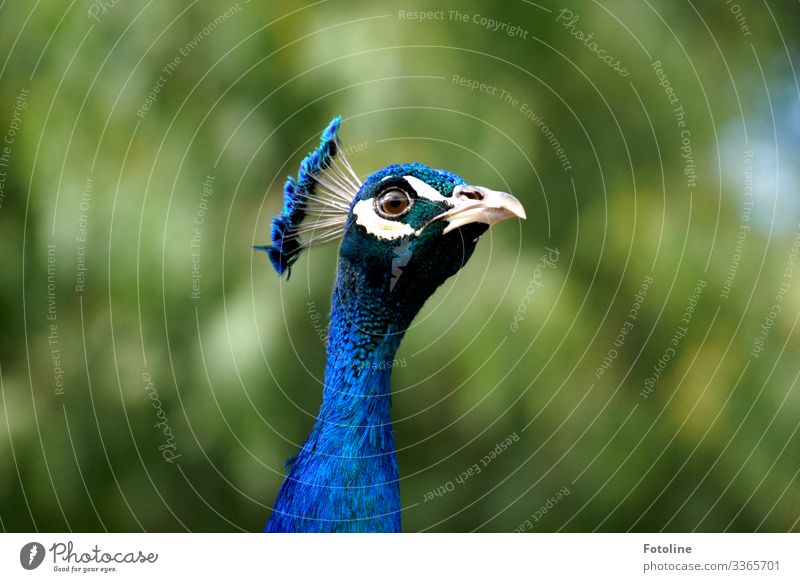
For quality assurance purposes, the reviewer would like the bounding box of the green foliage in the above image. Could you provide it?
[0,0,798,532]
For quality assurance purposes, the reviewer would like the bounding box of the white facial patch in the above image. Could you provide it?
[352,175,453,240]
[403,175,449,203]
[353,198,415,240]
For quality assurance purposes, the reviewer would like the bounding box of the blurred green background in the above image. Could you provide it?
[1,0,798,532]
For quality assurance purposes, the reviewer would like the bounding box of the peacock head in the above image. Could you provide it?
[259,116,525,310]
[341,162,525,299]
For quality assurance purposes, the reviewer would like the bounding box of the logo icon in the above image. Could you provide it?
[20,542,45,570]
[389,240,413,292]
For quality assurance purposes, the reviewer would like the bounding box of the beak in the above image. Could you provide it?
[436,185,526,234]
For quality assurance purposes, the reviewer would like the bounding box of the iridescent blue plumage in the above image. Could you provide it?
[264,258,405,532]
[260,116,525,532]
[258,115,341,277]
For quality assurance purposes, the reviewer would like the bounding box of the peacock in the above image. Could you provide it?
[258,116,525,532]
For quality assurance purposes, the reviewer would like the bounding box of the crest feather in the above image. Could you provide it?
[258,115,359,277]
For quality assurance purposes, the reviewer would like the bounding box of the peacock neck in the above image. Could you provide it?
[321,259,412,414]
[313,269,406,461]
[266,257,424,532]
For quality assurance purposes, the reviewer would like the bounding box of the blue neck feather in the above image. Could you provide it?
[265,256,423,532]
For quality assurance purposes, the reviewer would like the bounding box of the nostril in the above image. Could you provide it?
[460,188,484,201]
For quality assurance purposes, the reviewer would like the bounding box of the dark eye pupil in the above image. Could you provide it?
[378,189,410,216]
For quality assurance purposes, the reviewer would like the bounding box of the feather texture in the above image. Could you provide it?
[264,258,409,532]
[257,116,359,277]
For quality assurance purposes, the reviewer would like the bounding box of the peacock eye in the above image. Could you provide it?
[375,188,412,219]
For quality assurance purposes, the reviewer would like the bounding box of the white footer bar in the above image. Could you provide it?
[1,533,796,581]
